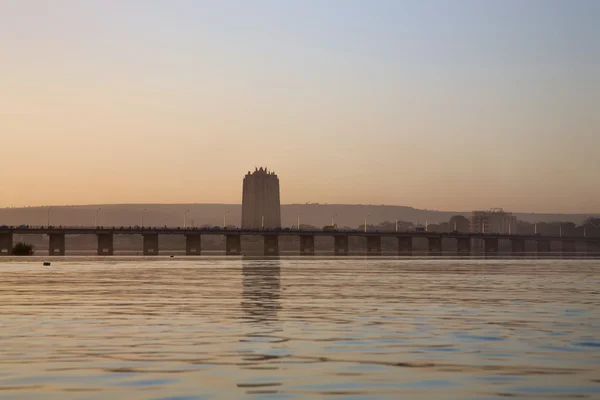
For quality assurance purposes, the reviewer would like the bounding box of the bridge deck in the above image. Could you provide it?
[0,226,595,242]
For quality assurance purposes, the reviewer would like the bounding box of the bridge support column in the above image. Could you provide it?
[143,234,159,256]
[511,239,526,257]
[226,235,241,255]
[0,233,12,256]
[484,237,499,256]
[427,237,442,255]
[49,233,66,256]
[185,234,201,255]
[536,239,551,256]
[456,237,471,256]
[562,240,576,257]
[97,233,114,256]
[334,236,349,256]
[366,236,382,255]
[398,237,412,255]
[300,235,315,255]
[263,235,279,256]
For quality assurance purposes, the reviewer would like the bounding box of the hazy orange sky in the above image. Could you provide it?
[1,1,599,213]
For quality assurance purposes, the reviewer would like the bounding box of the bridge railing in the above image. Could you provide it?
[0,225,597,241]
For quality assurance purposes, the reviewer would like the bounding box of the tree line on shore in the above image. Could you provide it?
[11,242,35,256]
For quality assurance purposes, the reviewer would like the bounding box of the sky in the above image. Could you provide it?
[1,0,599,213]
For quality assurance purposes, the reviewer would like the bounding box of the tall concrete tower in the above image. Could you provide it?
[242,168,281,229]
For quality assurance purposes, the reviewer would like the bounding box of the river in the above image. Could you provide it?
[1,258,599,399]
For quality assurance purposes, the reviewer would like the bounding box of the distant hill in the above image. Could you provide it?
[0,204,596,228]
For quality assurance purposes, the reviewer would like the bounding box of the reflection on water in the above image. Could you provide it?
[241,262,281,325]
[0,259,599,399]
[238,261,283,389]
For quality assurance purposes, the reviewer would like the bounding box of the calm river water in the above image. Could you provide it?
[1,259,599,399]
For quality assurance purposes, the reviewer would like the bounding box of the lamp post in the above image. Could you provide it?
[184,209,190,228]
[223,211,229,228]
[332,213,338,226]
[364,214,370,233]
[141,208,147,227]
[297,213,303,230]
[261,215,265,229]
[96,207,102,227]
[47,206,52,227]
[559,223,562,238]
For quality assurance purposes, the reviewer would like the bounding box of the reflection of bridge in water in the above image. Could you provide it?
[241,263,281,324]
[1,226,599,257]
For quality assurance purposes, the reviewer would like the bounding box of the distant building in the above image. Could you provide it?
[469,208,517,234]
[241,168,281,229]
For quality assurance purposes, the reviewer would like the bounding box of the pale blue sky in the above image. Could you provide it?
[1,0,598,212]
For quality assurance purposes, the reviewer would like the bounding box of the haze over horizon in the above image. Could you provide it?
[1,202,598,217]
[2,0,599,213]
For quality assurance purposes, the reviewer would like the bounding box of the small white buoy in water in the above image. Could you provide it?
[43,261,51,266]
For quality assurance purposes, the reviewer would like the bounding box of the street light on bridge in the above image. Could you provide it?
[184,209,190,228]
[141,208,147,227]
[223,211,229,228]
[560,223,562,238]
[332,213,338,226]
[364,214,370,233]
[96,208,102,227]
[47,206,52,227]
[297,213,303,230]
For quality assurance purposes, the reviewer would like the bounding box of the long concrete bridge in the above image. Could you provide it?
[1,226,599,257]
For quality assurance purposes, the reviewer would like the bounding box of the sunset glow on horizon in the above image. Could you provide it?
[1,0,598,213]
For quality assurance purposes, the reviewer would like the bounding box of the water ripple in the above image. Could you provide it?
[0,259,599,399]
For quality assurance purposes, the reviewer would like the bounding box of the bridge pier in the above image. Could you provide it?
[143,234,159,256]
[562,240,576,257]
[185,234,201,255]
[536,239,551,256]
[226,235,241,255]
[427,237,442,255]
[456,237,471,256]
[398,237,412,255]
[334,236,349,256]
[300,235,315,255]
[366,236,382,255]
[263,235,279,256]
[511,239,526,257]
[49,233,66,256]
[484,237,499,256]
[97,233,114,256]
[0,233,12,256]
